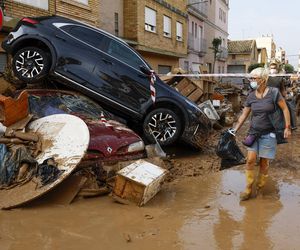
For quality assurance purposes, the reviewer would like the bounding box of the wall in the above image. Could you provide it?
[99,0,123,37]
[55,0,99,26]
[179,13,205,72]
[124,0,187,57]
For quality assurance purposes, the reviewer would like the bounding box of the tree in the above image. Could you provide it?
[284,64,294,73]
[248,63,265,73]
[210,38,222,73]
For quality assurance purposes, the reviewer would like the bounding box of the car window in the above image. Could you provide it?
[61,25,106,50]
[28,94,110,120]
[106,40,146,71]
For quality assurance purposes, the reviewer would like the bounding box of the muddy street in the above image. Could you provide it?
[0,124,299,250]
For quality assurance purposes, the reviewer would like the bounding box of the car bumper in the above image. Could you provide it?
[79,151,146,168]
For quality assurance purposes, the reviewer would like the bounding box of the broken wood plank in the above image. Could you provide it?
[0,90,29,126]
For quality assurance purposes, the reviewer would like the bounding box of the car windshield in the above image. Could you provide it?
[28,93,110,120]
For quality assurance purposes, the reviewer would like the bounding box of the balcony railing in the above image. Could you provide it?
[217,47,228,61]
[187,0,208,18]
[188,33,207,56]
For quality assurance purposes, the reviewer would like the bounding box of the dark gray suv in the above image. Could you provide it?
[2,15,212,148]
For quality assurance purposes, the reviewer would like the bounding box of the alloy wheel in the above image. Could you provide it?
[15,50,44,79]
[148,112,177,142]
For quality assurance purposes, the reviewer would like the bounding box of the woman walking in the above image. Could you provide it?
[232,67,291,201]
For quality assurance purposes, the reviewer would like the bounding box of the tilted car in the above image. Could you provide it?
[2,16,212,148]
[24,89,145,165]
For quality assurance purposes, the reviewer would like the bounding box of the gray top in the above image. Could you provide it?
[244,88,283,134]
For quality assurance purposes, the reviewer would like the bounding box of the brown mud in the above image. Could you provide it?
[1,78,300,249]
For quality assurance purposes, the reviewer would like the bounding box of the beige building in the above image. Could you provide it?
[123,0,188,74]
[257,47,268,64]
[227,39,258,73]
[275,47,286,64]
[99,0,123,38]
[256,36,276,63]
[179,0,207,73]
[203,0,229,73]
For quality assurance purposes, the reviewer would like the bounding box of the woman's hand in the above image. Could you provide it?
[284,128,291,138]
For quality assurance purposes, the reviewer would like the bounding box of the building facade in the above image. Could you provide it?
[99,0,123,38]
[256,36,276,63]
[203,0,229,73]
[179,0,207,73]
[227,39,258,73]
[275,47,286,64]
[123,0,188,74]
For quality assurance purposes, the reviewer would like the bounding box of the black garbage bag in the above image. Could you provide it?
[216,131,246,170]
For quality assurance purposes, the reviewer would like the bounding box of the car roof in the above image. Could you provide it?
[45,15,129,47]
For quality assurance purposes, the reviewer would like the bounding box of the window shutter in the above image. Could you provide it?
[176,22,183,41]
[14,0,49,10]
[145,7,156,27]
[163,16,171,36]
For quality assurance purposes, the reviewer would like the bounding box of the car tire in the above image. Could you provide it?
[12,47,50,83]
[143,108,182,146]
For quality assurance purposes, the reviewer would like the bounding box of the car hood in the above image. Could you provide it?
[85,119,143,157]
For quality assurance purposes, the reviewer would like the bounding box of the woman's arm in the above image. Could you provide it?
[277,99,291,138]
[233,107,251,132]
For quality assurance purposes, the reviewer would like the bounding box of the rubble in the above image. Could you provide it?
[162,71,243,128]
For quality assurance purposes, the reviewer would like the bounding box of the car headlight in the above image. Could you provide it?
[127,141,145,153]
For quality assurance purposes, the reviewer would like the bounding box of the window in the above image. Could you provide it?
[219,8,222,21]
[107,40,146,70]
[163,15,171,38]
[62,25,106,50]
[195,23,197,38]
[145,7,156,33]
[191,22,194,36]
[184,61,189,72]
[223,12,226,23]
[14,0,48,10]
[114,13,119,37]
[73,0,88,5]
[232,55,236,60]
[176,22,183,41]
[158,65,172,74]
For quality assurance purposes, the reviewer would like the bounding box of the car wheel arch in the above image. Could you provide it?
[144,100,188,129]
[11,36,57,72]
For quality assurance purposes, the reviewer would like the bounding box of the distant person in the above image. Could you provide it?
[231,67,291,201]
[267,61,287,96]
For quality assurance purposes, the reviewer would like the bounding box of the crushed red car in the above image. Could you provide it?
[24,89,145,165]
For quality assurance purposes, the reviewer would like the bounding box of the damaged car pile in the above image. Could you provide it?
[0,15,222,209]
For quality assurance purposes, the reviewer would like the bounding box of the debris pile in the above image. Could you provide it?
[162,70,244,129]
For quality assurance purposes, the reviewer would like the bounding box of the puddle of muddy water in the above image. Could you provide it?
[1,168,300,250]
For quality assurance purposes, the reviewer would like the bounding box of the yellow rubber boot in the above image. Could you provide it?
[256,173,268,194]
[240,170,255,201]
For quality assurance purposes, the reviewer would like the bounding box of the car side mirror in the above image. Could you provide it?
[140,65,151,75]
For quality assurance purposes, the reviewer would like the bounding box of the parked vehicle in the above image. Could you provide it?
[2,16,212,148]
[24,89,145,164]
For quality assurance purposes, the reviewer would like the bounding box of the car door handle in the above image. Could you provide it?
[101,58,113,65]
